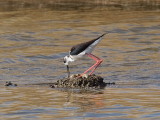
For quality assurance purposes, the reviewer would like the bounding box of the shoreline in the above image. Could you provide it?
[0,0,159,11]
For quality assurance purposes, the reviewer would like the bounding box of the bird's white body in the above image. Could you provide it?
[64,36,103,65]
[63,33,106,77]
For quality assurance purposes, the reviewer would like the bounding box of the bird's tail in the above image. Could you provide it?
[94,32,107,42]
[100,32,108,38]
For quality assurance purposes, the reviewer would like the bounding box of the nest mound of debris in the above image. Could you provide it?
[50,74,115,89]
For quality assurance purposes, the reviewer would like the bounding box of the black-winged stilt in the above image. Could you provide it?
[64,33,107,78]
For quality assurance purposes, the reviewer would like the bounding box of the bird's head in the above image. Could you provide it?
[63,56,69,65]
[63,55,74,65]
[63,55,74,78]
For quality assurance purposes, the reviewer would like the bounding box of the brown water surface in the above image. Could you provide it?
[0,1,160,120]
[0,87,160,120]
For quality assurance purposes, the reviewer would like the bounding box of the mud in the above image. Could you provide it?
[50,74,115,89]
[3,75,115,89]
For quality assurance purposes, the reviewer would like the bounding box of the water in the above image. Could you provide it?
[0,87,159,120]
[0,1,160,120]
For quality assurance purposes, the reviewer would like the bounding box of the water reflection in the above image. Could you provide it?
[0,87,160,119]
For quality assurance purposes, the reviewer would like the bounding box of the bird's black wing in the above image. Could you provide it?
[70,33,106,55]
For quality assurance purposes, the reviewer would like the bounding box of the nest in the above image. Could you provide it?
[50,74,114,89]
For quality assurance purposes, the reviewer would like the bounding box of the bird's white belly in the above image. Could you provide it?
[71,53,85,60]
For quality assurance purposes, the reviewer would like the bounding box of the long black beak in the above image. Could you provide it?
[67,65,70,78]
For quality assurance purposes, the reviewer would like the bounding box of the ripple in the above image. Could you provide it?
[0,33,43,42]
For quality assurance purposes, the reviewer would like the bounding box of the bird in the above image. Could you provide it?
[63,33,107,78]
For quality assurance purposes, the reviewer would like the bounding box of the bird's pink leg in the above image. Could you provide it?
[83,61,99,74]
[89,59,103,75]
[87,54,103,75]
[80,53,102,76]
